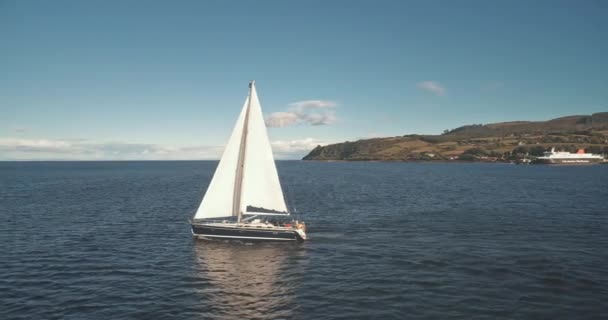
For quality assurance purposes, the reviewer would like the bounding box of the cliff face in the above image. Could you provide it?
[302,113,608,161]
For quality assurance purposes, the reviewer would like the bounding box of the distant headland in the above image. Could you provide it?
[302,113,608,162]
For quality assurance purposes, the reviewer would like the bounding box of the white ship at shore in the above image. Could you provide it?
[535,148,604,165]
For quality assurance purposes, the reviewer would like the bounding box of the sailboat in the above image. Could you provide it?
[190,81,307,242]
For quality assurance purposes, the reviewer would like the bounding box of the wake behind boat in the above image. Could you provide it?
[190,81,307,242]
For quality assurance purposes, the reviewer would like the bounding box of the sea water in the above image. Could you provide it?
[1,161,607,319]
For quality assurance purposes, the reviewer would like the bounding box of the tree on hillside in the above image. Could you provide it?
[463,147,488,156]
[512,145,546,156]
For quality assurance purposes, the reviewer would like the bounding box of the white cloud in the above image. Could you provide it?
[0,137,326,160]
[305,112,337,126]
[416,81,446,96]
[287,100,337,109]
[265,112,299,127]
[0,138,74,152]
[266,100,338,127]
[0,137,224,160]
[271,138,330,159]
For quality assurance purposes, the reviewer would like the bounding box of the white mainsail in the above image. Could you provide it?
[193,97,248,220]
[194,81,288,220]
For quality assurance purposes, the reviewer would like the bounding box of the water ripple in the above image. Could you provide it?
[1,161,607,319]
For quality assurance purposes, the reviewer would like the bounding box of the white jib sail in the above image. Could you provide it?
[194,82,288,220]
[240,82,288,215]
[193,97,249,220]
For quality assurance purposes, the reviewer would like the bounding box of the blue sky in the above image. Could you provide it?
[1,0,607,160]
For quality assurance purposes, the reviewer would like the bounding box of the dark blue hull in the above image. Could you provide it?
[191,223,304,242]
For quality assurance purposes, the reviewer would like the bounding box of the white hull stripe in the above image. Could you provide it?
[194,234,296,241]
[194,224,295,231]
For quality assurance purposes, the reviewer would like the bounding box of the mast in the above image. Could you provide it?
[233,80,254,222]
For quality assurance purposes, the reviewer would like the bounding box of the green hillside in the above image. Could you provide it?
[303,113,608,161]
